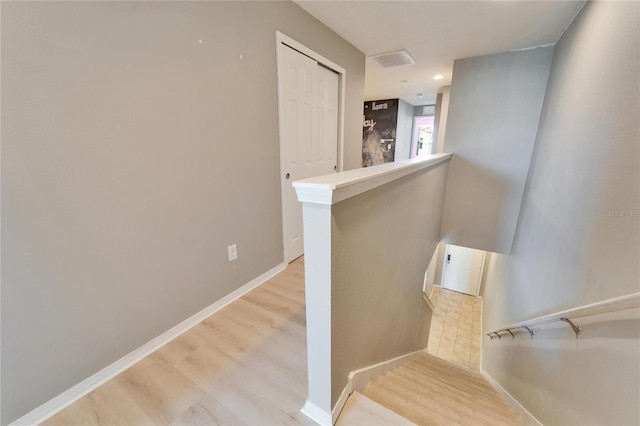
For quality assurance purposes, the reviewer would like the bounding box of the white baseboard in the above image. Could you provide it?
[348,348,427,394]
[302,400,333,426]
[331,383,353,424]
[301,349,427,426]
[481,370,543,426]
[422,292,435,310]
[10,262,286,426]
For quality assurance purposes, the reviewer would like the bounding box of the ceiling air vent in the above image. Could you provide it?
[370,50,415,68]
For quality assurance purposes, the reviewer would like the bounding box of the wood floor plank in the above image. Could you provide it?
[43,380,155,426]
[363,353,522,426]
[173,343,307,425]
[41,257,521,426]
[391,366,515,417]
[402,361,503,400]
[384,371,516,426]
[337,391,416,426]
[170,400,243,426]
[45,258,311,426]
[365,380,464,426]
[111,354,208,424]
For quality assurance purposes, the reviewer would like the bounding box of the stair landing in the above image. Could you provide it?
[362,353,522,425]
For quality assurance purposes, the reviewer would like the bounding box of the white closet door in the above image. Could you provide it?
[279,45,339,263]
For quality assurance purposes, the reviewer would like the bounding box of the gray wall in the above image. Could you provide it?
[394,99,414,161]
[482,1,639,424]
[433,95,443,153]
[440,47,553,254]
[0,2,364,423]
[330,160,450,405]
[435,87,450,154]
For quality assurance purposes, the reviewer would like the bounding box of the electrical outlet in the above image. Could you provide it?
[227,244,238,262]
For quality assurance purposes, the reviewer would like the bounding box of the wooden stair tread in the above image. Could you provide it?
[362,352,522,426]
[400,361,509,403]
[374,377,467,424]
[390,367,515,416]
[382,371,519,425]
[364,381,464,426]
[336,391,416,426]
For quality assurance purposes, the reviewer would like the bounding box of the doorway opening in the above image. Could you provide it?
[441,244,486,296]
[427,243,486,371]
[411,115,435,158]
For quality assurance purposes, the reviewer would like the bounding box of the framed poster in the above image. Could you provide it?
[362,99,399,167]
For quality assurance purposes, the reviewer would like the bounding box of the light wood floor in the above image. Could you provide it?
[426,286,482,371]
[44,257,315,426]
[362,353,522,426]
[336,391,415,426]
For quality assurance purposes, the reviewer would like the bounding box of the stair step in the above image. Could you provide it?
[365,380,465,426]
[391,366,515,415]
[400,359,488,389]
[400,360,507,403]
[362,353,522,426]
[336,391,416,426]
[383,371,518,425]
[376,375,467,424]
[409,354,491,385]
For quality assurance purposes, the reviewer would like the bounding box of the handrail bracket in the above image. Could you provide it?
[561,317,581,338]
[524,326,534,339]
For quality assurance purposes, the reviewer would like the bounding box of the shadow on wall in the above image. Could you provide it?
[483,318,640,425]
[440,156,508,252]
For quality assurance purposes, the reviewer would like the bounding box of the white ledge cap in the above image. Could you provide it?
[293,153,452,205]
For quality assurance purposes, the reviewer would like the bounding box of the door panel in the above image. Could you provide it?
[279,44,339,263]
[442,244,486,296]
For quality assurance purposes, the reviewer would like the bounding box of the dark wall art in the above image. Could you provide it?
[362,99,399,167]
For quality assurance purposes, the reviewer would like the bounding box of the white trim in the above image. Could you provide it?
[293,153,452,205]
[348,349,427,395]
[479,293,483,371]
[331,384,352,425]
[477,251,487,296]
[485,291,640,336]
[9,262,286,426]
[302,400,333,426]
[481,370,543,426]
[275,31,346,263]
[422,292,435,310]
[421,266,436,310]
[307,349,428,425]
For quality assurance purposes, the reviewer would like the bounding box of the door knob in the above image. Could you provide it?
[334,165,337,171]
[285,173,290,179]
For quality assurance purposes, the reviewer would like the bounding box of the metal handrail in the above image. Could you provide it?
[486,291,640,340]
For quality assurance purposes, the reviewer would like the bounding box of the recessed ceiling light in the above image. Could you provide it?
[400,80,409,84]
[433,74,444,80]
[417,93,424,98]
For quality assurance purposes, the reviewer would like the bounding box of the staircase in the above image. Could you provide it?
[338,353,522,426]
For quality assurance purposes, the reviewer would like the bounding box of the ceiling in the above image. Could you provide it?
[295,1,586,106]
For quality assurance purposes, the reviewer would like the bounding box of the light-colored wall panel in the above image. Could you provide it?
[482,2,639,424]
[394,99,414,161]
[330,160,450,405]
[0,2,364,423]
[440,48,553,254]
[435,87,450,154]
